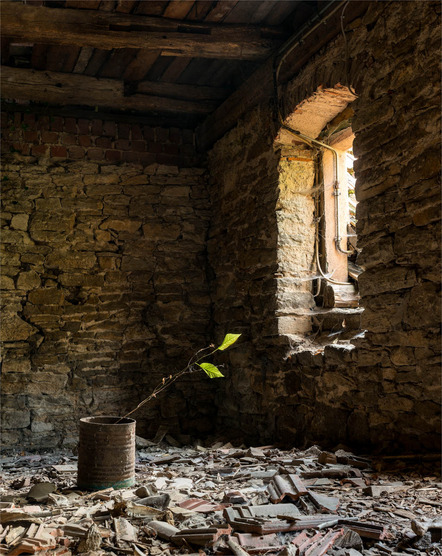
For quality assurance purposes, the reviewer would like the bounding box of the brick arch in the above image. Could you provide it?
[278,85,356,141]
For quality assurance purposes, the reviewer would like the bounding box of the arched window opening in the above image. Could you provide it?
[274,87,364,340]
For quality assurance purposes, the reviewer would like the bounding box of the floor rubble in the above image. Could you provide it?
[1,441,441,555]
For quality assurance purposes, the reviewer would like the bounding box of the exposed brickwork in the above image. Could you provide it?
[1,112,197,168]
[208,0,441,452]
[1,155,213,448]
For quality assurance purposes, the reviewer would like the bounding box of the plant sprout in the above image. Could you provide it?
[119,333,241,421]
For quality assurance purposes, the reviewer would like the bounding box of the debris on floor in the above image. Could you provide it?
[1,443,441,555]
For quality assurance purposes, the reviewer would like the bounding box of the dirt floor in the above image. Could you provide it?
[1,440,441,555]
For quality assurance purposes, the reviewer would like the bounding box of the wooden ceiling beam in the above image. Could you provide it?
[1,66,219,114]
[135,80,230,101]
[1,2,283,61]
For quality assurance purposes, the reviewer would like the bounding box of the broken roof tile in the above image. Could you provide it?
[268,473,309,503]
[233,532,282,553]
[173,523,232,546]
[179,498,229,512]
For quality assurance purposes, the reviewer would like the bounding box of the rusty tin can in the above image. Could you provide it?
[77,416,136,490]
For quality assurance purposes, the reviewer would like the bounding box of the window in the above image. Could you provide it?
[318,126,361,308]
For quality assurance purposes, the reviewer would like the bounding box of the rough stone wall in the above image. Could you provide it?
[207,107,279,439]
[275,153,316,337]
[208,0,441,452]
[349,0,441,452]
[1,113,213,449]
[207,107,317,440]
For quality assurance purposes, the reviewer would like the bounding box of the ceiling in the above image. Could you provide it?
[1,0,330,129]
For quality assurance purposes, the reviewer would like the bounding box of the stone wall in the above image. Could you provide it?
[1,1,440,453]
[207,107,319,440]
[1,113,214,449]
[207,107,281,439]
[208,0,441,452]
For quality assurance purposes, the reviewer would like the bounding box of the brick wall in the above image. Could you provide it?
[208,0,441,452]
[1,111,196,167]
[1,113,214,449]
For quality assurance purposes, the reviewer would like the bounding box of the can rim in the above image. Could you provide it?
[79,416,136,425]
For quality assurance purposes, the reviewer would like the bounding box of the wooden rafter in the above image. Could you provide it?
[1,66,220,114]
[1,2,283,61]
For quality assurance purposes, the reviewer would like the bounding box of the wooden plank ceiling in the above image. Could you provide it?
[1,0,324,129]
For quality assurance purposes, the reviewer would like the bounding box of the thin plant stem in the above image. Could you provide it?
[118,344,218,422]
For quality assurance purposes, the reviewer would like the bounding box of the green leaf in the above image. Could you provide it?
[198,362,224,378]
[217,333,241,351]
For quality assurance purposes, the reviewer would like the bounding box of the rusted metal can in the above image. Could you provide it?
[77,416,136,491]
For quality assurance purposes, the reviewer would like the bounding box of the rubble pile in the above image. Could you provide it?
[1,441,441,555]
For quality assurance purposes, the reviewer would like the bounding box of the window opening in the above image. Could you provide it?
[318,128,362,308]
[273,90,362,316]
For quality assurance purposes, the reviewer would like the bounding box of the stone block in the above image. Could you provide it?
[83,174,120,185]
[142,222,181,240]
[323,344,355,365]
[46,252,96,270]
[404,283,441,328]
[412,204,441,227]
[2,199,34,214]
[276,291,315,312]
[10,214,29,231]
[2,409,31,429]
[28,288,64,305]
[0,429,22,446]
[401,148,440,188]
[389,347,415,366]
[30,214,75,235]
[21,250,47,262]
[98,256,119,270]
[103,194,131,208]
[100,218,141,233]
[368,411,391,428]
[1,299,24,314]
[356,348,385,366]
[1,314,39,341]
[121,175,149,185]
[35,198,62,211]
[2,359,31,374]
[378,395,414,412]
[63,198,104,214]
[2,229,34,245]
[31,420,54,433]
[161,186,190,197]
[357,236,395,268]
[17,270,41,290]
[359,266,417,296]
[277,315,311,335]
[0,275,15,290]
[394,224,439,256]
[381,367,396,382]
[395,367,422,383]
[85,184,122,196]
[95,229,112,242]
